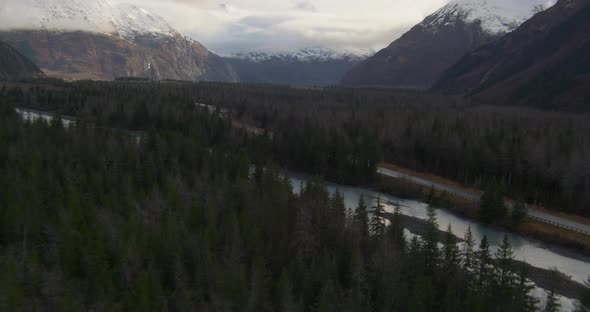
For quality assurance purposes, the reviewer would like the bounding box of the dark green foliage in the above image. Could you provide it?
[545,290,561,312]
[479,182,508,223]
[389,202,406,251]
[5,79,590,216]
[370,196,386,238]
[0,81,547,311]
[512,199,529,225]
[545,270,562,312]
[424,206,440,274]
[443,225,461,273]
[477,236,493,291]
[515,265,540,312]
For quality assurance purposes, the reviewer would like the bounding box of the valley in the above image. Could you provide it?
[1,0,590,310]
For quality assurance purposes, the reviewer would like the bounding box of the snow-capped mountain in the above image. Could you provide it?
[0,0,178,41]
[225,48,370,86]
[231,48,371,64]
[342,0,556,89]
[0,0,117,34]
[435,0,590,111]
[113,3,177,42]
[421,0,556,34]
[0,0,237,82]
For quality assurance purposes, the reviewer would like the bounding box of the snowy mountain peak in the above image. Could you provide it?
[0,0,117,33]
[421,0,556,34]
[231,47,372,63]
[113,3,177,41]
[0,0,178,41]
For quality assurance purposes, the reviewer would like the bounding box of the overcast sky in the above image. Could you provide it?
[113,0,449,54]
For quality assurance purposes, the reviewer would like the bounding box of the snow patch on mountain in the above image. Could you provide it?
[421,0,556,34]
[0,0,117,33]
[113,4,177,41]
[0,0,178,41]
[230,47,372,63]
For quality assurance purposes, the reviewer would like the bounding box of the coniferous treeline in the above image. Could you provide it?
[3,80,589,216]
[3,94,587,311]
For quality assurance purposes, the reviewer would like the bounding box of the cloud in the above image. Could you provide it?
[113,0,451,53]
[294,1,317,12]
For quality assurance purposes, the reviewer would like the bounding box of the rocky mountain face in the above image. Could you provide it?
[435,0,590,111]
[0,1,237,82]
[0,41,44,80]
[341,0,554,89]
[225,48,368,86]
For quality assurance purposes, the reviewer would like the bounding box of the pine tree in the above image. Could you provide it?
[477,236,493,291]
[423,206,440,273]
[330,191,346,230]
[407,236,424,272]
[514,265,539,312]
[462,226,477,278]
[494,235,517,309]
[495,235,515,290]
[479,182,507,223]
[388,202,406,251]
[370,196,386,239]
[443,224,461,273]
[426,186,437,206]
[545,290,560,312]
[354,194,369,246]
[545,269,561,312]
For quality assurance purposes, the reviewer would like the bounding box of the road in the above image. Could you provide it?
[377,167,590,236]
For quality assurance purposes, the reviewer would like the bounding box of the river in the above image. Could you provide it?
[289,174,589,311]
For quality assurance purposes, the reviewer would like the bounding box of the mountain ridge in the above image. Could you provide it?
[0,41,45,80]
[434,0,590,111]
[225,47,369,86]
[340,0,554,89]
[0,0,237,82]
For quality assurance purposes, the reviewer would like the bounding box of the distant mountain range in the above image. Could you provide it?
[341,0,555,89]
[0,0,237,82]
[225,48,370,86]
[0,41,44,80]
[434,0,590,111]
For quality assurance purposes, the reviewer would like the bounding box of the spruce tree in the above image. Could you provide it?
[443,224,460,273]
[477,236,493,291]
[462,226,477,278]
[545,270,562,312]
[370,196,386,239]
[545,290,560,312]
[479,182,507,223]
[354,194,369,247]
[388,202,406,251]
[514,265,539,312]
[495,235,515,290]
[423,206,440,274]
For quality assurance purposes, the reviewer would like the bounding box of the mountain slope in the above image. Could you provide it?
[0,41,45,80]
[341,0,553,89]
[0,1,237,82]
[434,0,590,111]
[225,48,368,86]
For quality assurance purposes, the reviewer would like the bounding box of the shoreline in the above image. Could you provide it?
[376,172,590,260]
[382,211,588,302]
